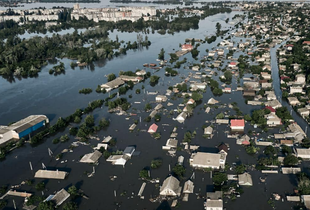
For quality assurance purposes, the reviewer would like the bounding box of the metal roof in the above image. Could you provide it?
[9,115,48,133]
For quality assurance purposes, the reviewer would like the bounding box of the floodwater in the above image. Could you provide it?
[0,10,305,210]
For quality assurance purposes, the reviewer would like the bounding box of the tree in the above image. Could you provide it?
[264,146,277,157]
[37,201,55,210]
[191,92,203,101]
[139,169,150,180]
[74,116,81,123]
[216,22,221,32]
[35,182,45,191]
[52,138,60,144]
[69,127,78,136]
[107,73,116,81]
[283,154,298,166]
[224,70,232,83]
[191,48,199,58]
[172,165,186,178]
[119,86,127,95]
[150,75,160,84]
[298,173,310,194]
[158,48,165,60]
[0,200,7,209]
[246,145,258,155]
[144,103,152,111]
[85,115,95,127]
[235,164,246,174]
[244,114,252,121]
[276,107,292,122]
[154,114,161,122]
[216,113,224,119]
[63,202,78,210]
[99,118,110,129]
[213,172,227,186]
[151,159,163,169]
[136,89,141,94]
[281,145,292,154]
[68,185,79,198]
[302,138,310,148]
[60,134,69,142]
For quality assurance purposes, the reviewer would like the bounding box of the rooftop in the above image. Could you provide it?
[230,119,245,127]
[8,115,48,133]
[80,150,102,163]
[34,170,68,180]
[191,152,221,168]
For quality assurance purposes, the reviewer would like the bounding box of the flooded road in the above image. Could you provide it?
[271,42,310,136]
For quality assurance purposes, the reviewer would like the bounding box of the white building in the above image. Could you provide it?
[0,115,49,146]
[287,97,300,106]
[155,95,168,102]
[204,126,213,135]
[295,148,310,159]
[205,191,223,210]
[238,173,253,186]
[190,152,226,169]
[265,113,282,127]
[159,176,181,197]
[290,86,303,94]
[176,112,187,123]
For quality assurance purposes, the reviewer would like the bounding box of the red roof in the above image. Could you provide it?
[182,44,193,50]
[303,41,310,45]
[286,44,294,47]
[265,106,276,113]
[242,140,250,145]
[187,98,195,104]
[148,123,158,133]
[229,62,237,65]
[230,119,245,127]
[281,76,290,80]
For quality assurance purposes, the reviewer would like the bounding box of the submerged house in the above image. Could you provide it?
[238,172,253,186]
[183,180,194,194]
[156,95,168,102]
[204,126,213,135]
[34,170,68,180]
[148,123,158,134]
[162,138,178,150]
[205,191,223,210]
[44,189,70,207]
[106,154,129,166]
[190,152,226,169]
[159,175,181,197]
[230,119,245,131]
[236,134,250,145]
[176,112,187,123]
[101,78,125,92]
[0,115,49,146]
[80,150,102,163]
